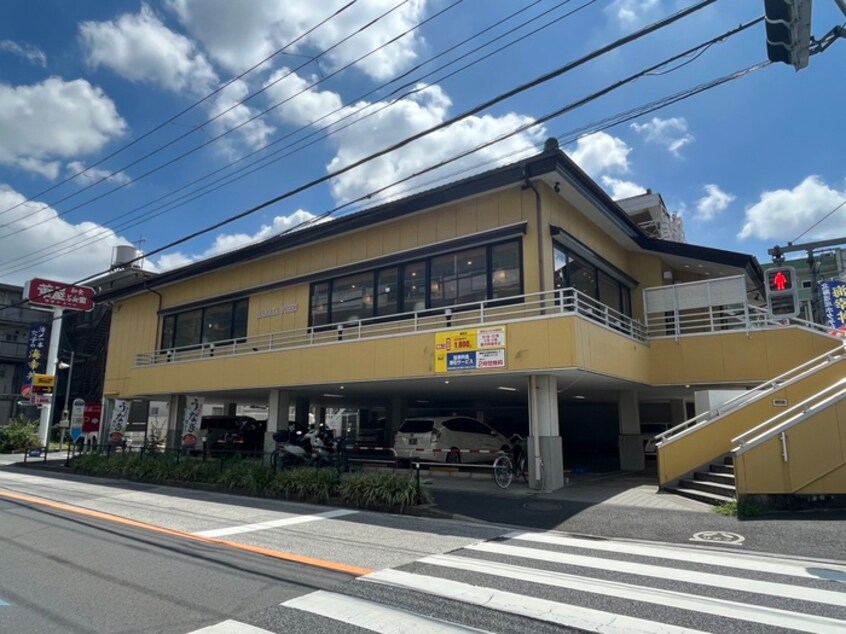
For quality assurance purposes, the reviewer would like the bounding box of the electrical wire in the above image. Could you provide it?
[790,198,846,244]
[2,0,727,301]
[0,0,360,216]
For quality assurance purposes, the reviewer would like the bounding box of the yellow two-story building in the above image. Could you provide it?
[99,139,845,500]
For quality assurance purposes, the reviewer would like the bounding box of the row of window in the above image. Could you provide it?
[160,299,248,349]
[310,240,522,326]
[553,244,632,316]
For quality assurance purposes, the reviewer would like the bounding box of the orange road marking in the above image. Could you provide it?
[0,489,372,576]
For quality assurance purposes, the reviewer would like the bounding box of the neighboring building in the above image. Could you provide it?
[0,284,51,425]
[616,191,685,243]
[97,139,842,492]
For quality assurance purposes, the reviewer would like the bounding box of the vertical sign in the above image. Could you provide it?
[109,400,130,445]
[819,280,846,337]
[21,323,48,398]
[181,396,204,449]
[70,398,86,442]
[83,402,102,440]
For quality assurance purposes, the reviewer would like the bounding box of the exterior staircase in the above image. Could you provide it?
[665,456,736,505]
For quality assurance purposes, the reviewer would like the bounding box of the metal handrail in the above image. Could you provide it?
[135,288,647,367]
[732,380,846,453]
[655,340,846,446]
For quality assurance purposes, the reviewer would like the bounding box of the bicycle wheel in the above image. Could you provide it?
[516,454,529,482]
[493,455,513,489]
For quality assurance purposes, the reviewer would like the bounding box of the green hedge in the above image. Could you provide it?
[68,452,431,511]
[0,418,39,452]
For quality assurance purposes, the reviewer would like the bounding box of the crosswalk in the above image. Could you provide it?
[200,530,846,633]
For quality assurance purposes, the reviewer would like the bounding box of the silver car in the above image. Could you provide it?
[394,416,510,463]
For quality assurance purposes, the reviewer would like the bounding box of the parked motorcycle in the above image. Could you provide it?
[271,424,339,469]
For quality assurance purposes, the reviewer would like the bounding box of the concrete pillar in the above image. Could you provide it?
[166,394,186,450]
[528,375,565,491]
[295,397,310,428]
[387,397,407,447]
[618,391,645,471]
[266,390,291,453]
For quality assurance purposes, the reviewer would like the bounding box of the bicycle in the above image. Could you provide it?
[493,434,529,489]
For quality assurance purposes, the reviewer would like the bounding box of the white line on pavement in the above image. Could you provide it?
[466,541,846,607]
[363,569,711,634]
[505,531,846,579]
[192,509,357,537]
[419,554,846,634]
[187,619,275,633]
[283,590,493,633]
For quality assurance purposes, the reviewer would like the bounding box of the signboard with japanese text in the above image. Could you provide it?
[435,326,507,373]
[33,373,54,389]
[70,398,86,441]
[181,395,204,449]
[21,323,48,397]
[109,399,130,444]
[23,278,95,311]
[820,280,846,336]
[83,402,102,434]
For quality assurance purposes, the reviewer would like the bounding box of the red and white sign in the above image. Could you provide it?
[23,278,95,311]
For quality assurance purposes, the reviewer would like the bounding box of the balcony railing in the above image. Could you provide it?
[135,288,646,367]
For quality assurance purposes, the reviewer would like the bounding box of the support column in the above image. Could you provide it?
[295,397,311,429]
[166,394,186,450]
[618,391,645,471]
[265,390,291,453]
[528,375,564,491]
[387,397,407,447]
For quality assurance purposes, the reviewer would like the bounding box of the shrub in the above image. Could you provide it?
[267,467,340,502]
[339,471,432,511]
[0,417,39,452]
[216,458,276,494]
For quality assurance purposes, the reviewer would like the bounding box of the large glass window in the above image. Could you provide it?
[403,261,427,312]
[331,272,374,323]
[310,239,523,325]
[161,299,250,349]
[554,243,632,316]
[376,268,399,316]
[491,242,521,298]
[598,271,621,313]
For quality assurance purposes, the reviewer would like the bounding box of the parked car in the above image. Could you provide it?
[393,416,510,463]
[198,415,258,454]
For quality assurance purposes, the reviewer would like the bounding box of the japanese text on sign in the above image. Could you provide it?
[435,326,506,373]
[24,278,95,311]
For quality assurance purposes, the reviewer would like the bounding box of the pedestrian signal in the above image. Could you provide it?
[765,266,800,318]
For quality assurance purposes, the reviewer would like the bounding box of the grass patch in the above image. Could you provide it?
[713,498,767,517]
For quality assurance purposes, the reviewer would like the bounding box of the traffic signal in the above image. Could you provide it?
[764,0,812,70]
[765,266,800,317]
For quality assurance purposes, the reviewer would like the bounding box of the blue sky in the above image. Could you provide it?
[0,0,844,286]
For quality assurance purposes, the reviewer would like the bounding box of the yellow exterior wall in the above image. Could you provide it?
[734,398,846,495]
[104,292,161,397]
[657,355,846,485]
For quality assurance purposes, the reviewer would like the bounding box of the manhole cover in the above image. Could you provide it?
[522,501,562,511]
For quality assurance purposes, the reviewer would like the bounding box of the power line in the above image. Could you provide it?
[0,0,588,271]
[791,198,846,243]
[0,0,460,240]
[0,0,730,281]
[0,0,360,217]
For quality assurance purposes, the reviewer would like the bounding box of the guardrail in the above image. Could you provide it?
[136,287,647,367]
[655,341,846,447]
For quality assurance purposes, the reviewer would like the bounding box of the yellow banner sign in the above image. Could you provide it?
[435,326,506,373]
[33,373,55,388]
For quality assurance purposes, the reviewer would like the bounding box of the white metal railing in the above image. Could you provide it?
[135,288,647,367]
[732,379,846,455]
[655,341,846,446]
[645,304,833,339]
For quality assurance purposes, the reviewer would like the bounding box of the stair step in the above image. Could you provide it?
[695,471,735,485]
[723,456,734,466]
[665,487,735,506]
[679,478,736,496]
[710,463,734,474]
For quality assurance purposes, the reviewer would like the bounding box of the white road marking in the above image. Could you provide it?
[505,531,846,579]
[363,569,711,634]
[467,541,846,607]
[193,509,357,537]
[187,619,274,633]
[419,554,846,634]
[283,590,492,633]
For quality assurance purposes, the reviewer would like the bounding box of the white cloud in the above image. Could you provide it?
[605,0,662,28]
[207,79,276,152]
[695,184,735,221]
[0,77,126,177]
[602,176,646,200]
[80,4,217,93]
[66,161,132,186]
[567,132,632,178]
[0,40,47,66]
[167,0,428,80]
[149,209,321,271]
[0,185,132,285]
[263,67,346,127]
[631,116,693,157]
[738,176,846,241]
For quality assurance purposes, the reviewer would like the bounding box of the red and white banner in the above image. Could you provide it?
[23,278,95,311]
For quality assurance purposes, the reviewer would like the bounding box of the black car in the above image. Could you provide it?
[200,415,258,454]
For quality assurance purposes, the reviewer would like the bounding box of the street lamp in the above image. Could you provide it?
[57,351,74,450]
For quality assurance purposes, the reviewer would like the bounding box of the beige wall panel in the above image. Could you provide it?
[475,196,498,231]
[381,223,400,255]
[798,464,846,494]
[434,207,458,242]
[456,202,477,236]
[574,321,650,381]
